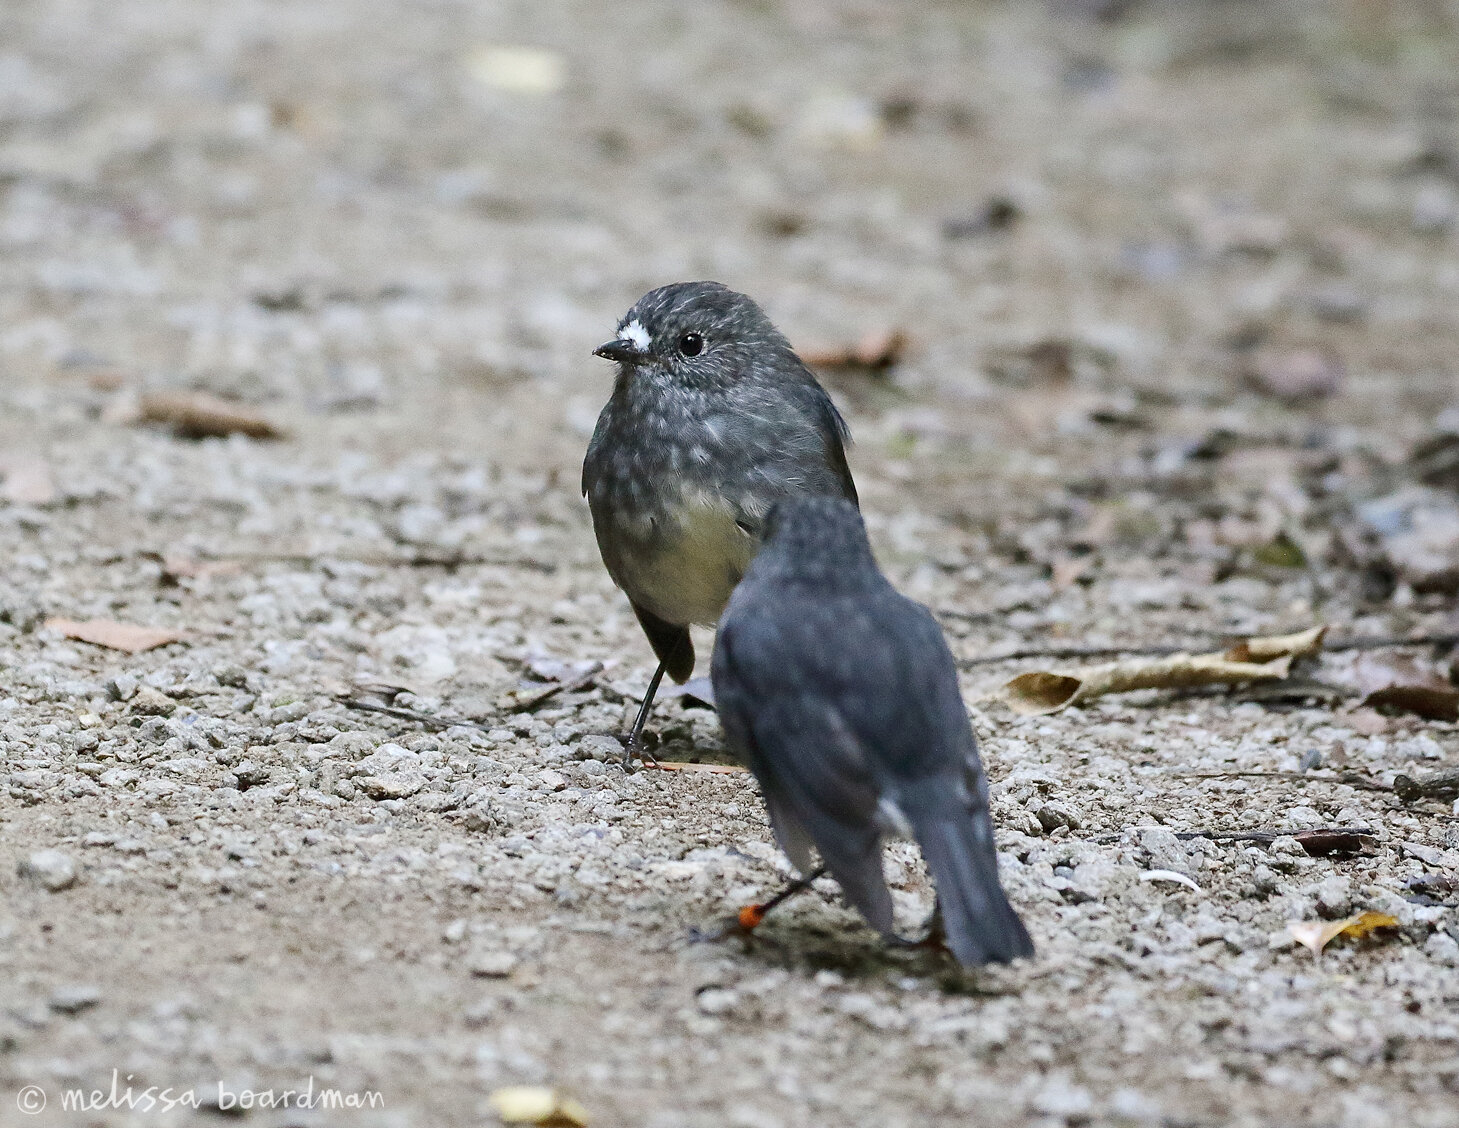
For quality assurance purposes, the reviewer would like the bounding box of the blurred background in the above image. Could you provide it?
[4,0,1458,460]
[3,2,1459,1125]
[4,0,1458,622]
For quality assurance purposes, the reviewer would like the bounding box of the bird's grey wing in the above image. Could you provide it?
[711,625,815,873]
[817,394,858,507]
[860,601,1033,964]
[794,374,858,506]
[712,610,893,934]
[830,598,974,779]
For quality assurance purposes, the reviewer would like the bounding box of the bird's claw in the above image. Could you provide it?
[689,903,767,945]
[618,734,659,772]
[888,910,953,959]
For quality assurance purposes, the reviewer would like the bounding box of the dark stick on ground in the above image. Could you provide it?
[336,664,603,732]
[173,548,558,572]
[335,696,496,733]
[956,631,1459,668]
[1091,826,1376,855]
[1172,770,1392,792]
[1393,769,1459,804]
[505,661,604,714]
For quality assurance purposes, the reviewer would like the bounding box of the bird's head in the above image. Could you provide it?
[594,281,791,390]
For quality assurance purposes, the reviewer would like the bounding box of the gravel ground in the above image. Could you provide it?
[3,2,1459,1126]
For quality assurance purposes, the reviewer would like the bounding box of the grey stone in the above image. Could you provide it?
[49,984,102,1014]
[19,849,77,891]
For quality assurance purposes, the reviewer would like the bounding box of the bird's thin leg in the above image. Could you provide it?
[736,865,828,931]
[621,661,667,769]
[691,866,829,944]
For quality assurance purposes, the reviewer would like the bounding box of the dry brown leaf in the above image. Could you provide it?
[1350,652,1459,721]
[1364,684,1459,722]
[1293,828,1375,856]
[1002,653,1292,716]
[800,330,907,372]
[487,1086,589,1126]
[0,455,58,506]
[1224,625,1327,663]
[137,392,284,440]
[1287,911,1398,957]
[46,617,188,653]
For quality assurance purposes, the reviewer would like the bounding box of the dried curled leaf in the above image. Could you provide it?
[1364,684,1459,722]
[137,391,284,440]
[1224,625,1327,664]
[1392,769,1459,804]
[800,330,907,373]
[1293,827,1374,856]
[488,1086,589,1127]
[1351,651,1459,721]
[1002,654,1292,716]
[46,617,188,653]
[1287,911,1399,957]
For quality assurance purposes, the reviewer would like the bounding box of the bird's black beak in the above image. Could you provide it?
[593,339,648,365]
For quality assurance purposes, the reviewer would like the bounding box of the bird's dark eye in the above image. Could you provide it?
[678,332,704,357]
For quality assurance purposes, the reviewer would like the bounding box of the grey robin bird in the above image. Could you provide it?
[710,496,1034,967]
[582,282,857,764]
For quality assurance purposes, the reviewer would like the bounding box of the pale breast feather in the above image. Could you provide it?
[615,492,757,627]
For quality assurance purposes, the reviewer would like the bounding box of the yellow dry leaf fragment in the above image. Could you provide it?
[488,1086,589,1127]
[1287,911,1399,957]
[1224,625,1327,663]
[1002,653,1291,716]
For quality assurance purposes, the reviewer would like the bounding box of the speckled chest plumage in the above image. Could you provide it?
[583,368,851,628]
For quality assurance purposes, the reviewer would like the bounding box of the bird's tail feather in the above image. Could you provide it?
[900,786,1033,966]
[817,826,895,937]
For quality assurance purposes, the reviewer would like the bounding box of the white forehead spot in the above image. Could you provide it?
[619,319,651,352]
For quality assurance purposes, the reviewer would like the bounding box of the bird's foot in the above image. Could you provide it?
[690,866,827,944]
[618,732,659,772]
[888,908,953,959]
[888,932,953,958]
[689,902,769,945]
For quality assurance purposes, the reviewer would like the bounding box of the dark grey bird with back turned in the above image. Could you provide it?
[582,281,857,763]
[711,496,1034,967]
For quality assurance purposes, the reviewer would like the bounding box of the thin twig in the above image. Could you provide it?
[1393,768,1459,804]
[1173,827,1375,845]
[336,696,494,733]
[504,662,604,714]
[958,631,1459,668]
[1089,826,1377,851]
[337,665,604,732]
[960,642,1192,667]
[1172,770,1392,792]
[156,548,558,572]
[1323,632,1459,653]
